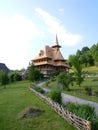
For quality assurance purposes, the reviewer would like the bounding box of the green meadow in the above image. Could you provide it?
[0,81,76,130]
[44,77,98,103]
[63,78,98,103]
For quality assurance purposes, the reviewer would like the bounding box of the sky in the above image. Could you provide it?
[0,0,98,70]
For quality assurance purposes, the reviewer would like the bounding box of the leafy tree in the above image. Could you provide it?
[85,52,94,66]
[51,71,59,78]
[8,71,22,82]
[81,46,89,54]
[68,55,75,67]
[14,72,22,81]
[28,65,43,82]
[0,71,9,88]
[76,50,82,57]
[79,54,87,66]
[90,43,98,65]
[71,55,84,87]
[8,73,15,82]
[57,72,74,91]
[68,43,98,68]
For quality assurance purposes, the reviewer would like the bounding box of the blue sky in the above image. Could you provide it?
[0,0,98,70]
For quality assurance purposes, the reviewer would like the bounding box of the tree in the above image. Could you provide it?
[8,72,15,82]
[8,71,22,82]
[0,71,9,88]
[76,50,82,57]
[79,54,87,66]
[57,72,74,91]
[68,55,75,67]
[28,65,43,82]
[14,72,22,81]
[85,52,94,66]
[68,43,98,68]
[71,56,84,87]
[81,46,89,54]
[90,43,98,65]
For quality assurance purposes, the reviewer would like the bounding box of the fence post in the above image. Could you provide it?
[86,121,91,130]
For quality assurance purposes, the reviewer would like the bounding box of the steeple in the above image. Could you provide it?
[52,34,61,48]
[55,34,59,46]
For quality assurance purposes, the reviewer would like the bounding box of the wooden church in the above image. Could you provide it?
[32,35,69,77]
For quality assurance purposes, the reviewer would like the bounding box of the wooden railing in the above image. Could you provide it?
[29,86,91,130]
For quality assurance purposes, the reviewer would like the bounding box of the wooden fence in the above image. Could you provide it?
[29,86,91,130]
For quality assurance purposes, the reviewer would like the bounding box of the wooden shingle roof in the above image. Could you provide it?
[0,63,10,73]
[32,35,69,68]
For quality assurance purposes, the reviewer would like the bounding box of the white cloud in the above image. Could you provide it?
[35,8,82,46]
[0,14,44,70]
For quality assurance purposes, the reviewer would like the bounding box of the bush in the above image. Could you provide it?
[45,81,50,87]
[85,87,92,96]
[50,89,61,104]
[34,87,44,94]
[92,118,98,130]
[94,91,98,97]
[77,104,95,120]
[50,77,56,82]
[28,65,43,82]
[8,71,22,82]
[57,72,74,91]
[0,71,9,87]
[65,103,98,130]
[95,62,98,67]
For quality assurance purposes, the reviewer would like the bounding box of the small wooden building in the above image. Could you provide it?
[0,63,10,73]
[32,35,69,77]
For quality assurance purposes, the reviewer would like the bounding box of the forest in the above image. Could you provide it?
[68,43,98,67]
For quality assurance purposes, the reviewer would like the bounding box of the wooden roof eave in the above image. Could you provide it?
[32,56,52,61]
[34,63,55,66]
[54,59,65,61]
[52,45,61,48]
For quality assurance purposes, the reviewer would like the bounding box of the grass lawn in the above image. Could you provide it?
[0,81,76,130]
[83,66,98,73]
[69,66,98,74]
[63,78,98,103]
[44,78,98,103]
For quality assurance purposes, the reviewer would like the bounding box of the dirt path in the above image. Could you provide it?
[37,82,98,116]
[62,93,98,116]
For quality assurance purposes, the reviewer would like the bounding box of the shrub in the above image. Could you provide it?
[34,87,44,94]
[50,77,56,82]
[8,71,22,82]
[94,91,98,97]
[77,104,95,120]
[28,65,43,82]
[50,89,61,104]
[0,71,9,87]
[92,118,98,130]
[85,87,92,96]
[65,103,78,113]
[65,103,98,130]
[95,62,98,67]
[45,81,50,87]
[57,72,73,91]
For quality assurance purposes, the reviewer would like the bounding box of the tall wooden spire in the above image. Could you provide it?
[52,34,61,48]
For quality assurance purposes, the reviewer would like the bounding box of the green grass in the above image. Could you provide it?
[44,78,98,103]
[0,81,76,130]
[83,66,98,73]
[70,66,98,73]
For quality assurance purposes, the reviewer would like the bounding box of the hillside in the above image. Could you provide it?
[0,81,76,130]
